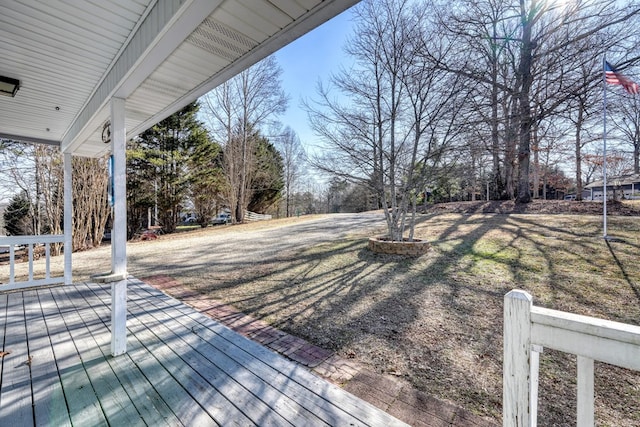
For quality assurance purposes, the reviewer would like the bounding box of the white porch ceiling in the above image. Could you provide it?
[0,0,358,158]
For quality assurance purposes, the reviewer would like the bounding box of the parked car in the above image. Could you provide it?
[211,212,231,225]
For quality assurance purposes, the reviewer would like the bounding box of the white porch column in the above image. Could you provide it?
[63,152,72,285]
[110,97,127,356]
[503,290,534,427]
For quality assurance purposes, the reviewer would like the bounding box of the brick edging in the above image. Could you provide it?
[141,275,498,427]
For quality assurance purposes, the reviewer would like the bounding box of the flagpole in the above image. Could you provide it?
[603,55,608,238]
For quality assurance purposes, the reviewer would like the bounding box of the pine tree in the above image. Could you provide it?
[128,102,209,233]
[248,135,284,213]
[3,192,32,236]
[188,129,226,226]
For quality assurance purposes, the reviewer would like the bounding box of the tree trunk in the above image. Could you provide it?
[532,125,540,199]
[516,0,535,204]
[575,104,585,201]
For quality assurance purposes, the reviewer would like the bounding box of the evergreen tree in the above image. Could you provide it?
[248,134,284,213]
[188,129,226,226]
[3,192,32,236]
[128,102,209,234]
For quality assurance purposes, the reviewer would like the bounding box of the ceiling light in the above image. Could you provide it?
[0,76,20,97]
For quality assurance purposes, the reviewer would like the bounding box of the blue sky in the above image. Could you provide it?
[274,7,356,150]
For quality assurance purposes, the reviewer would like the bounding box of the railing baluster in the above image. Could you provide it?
[45,242,51,279]
[577,356,595,427]
[503,290,534,427]
[530,345,543,427]
[9,245,15,284]
[28,243,34,281]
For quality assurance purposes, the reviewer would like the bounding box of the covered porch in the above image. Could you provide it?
[1,277,406,426]
[0,0,358,353]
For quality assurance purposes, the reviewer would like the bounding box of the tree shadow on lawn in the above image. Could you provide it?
[175,212,640,425]
[182,213,514,420]
[606,239,640,306]
[446,213,640,426]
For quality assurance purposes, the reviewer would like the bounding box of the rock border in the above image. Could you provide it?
[368,237,430,256]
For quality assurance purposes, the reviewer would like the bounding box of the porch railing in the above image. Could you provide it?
[503,290,640,427]
[0,235,68,291]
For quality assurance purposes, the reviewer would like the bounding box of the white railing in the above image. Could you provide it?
[503,290,640,427]
[0,235,68,291]
[244,210,272,221]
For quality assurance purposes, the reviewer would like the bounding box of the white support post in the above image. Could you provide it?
[577,356,595,427]
[110,97,127,357]
[530,345,543,427]
[504,290,534,427]
[63,152,73,285]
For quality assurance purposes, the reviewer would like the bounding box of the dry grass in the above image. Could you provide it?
[188,212,640,426]
[4,207,640,425]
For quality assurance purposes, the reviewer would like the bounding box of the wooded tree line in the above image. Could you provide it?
[308,0,640,215]
[128,100,287,236]
[1,101,288,242]
[1,143,109,251]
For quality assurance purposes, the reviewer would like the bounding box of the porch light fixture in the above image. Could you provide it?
[0,76,20,97]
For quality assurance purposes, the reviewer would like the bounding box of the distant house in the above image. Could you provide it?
[584,173,640,201]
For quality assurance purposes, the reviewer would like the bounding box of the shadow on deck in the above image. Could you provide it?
[0,279,407,426]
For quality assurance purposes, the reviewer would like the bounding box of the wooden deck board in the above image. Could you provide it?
[0,280,409,427]
[57,285,185,426]
[39,288,108,426]
[24,291,71,427]
[89,286,255,426]
[124,284,326,426]
[128,282,361,426]
[132,280,404,427]
[50,286,146,425]
[1,291,33,426]
[72,284,215,426]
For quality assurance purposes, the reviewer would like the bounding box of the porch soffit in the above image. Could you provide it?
[0,0,359,158]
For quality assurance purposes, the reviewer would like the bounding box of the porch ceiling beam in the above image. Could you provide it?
[61,0,222,154]
[0,132,59,146]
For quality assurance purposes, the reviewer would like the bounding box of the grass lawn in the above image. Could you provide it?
[191,212,640,426]
[5,207,638,425]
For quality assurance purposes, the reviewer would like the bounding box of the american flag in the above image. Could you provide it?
[605,61,639,94]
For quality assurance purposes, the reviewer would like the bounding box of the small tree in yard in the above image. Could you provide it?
[306,0,465,241]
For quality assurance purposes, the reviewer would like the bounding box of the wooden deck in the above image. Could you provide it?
[0,278,408,426]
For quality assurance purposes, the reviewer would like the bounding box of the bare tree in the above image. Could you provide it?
[612,95,640,174]
[34,146,63,252]
[72,157,110,250]
[0,140,109,250]
[436,0,640,202]
[276,126,306,217]
[201,56,288,222]
[306,0,466,241]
